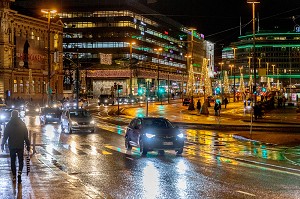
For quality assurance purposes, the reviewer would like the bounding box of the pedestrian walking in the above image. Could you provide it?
[214,102,219,116]
[224,98,228,108]
[1,110,30,183]
[196,100,201,112]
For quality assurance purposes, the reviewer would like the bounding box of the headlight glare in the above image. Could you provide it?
[177,133,184,138]
[90,120,95,124]
[71,121,78,125]
[146,133,155,138]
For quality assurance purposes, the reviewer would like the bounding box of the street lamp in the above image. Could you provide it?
[233,47,237,102]
[218,62,224,79]
[154,48,163,100]
[229,64,234,76]
[129,41,136,97]
[41,9,57,106]
[247,0,260,104]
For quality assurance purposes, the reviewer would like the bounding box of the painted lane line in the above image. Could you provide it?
[236,190,256,197]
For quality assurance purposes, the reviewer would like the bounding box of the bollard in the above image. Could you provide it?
[32,133,37,155]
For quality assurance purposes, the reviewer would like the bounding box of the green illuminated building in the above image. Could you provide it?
[222,30,300,88]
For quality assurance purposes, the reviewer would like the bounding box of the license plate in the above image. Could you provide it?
[163,142,173,145]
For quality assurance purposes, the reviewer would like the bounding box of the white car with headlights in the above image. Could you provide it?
[60,109,95,133]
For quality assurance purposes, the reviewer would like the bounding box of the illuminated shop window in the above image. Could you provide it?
[20,80,24,93]
[13,79,17,93]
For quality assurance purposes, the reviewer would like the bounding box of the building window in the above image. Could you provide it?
[13,80,18,93]
[38,80,41,93]
[20,80,24,93]
[26,81,29,94]
[32,80,35,93]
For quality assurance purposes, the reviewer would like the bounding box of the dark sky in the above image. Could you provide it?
[145,0,300,52]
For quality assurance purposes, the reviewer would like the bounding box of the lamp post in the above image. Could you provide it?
[129,42,136,97]
[154,48,163,100]
[233,47,237,102]
[247,0,260,104]
[266,62,269,76]
[41,9,57,106]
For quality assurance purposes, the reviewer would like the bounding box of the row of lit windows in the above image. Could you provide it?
[13,79,45,94]
[63,20,182,46]
[63,42,184,60]
[59,10,158,27]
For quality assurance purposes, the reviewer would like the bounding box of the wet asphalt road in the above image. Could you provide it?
[22,106,300,199]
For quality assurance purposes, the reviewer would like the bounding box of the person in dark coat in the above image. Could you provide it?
[224,98,228,108]
[196,100,201,112]
[1,110,30,183]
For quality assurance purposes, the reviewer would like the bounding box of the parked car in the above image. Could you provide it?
[125,117,185,155]
[147,95,158,102]
[40,107,62,125]
[61,109,95,133]
[98,94,115,106]
[182,98,191,106]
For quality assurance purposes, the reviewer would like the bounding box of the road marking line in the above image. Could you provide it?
[236,190,256,197]
[126,157,134,160]
[102,150,112,155]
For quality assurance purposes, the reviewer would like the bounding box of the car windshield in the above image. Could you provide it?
[142,118,174,129]
[70,110,91,118]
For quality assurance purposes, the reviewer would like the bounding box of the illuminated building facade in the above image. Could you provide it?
[0,0,64,103]
[14,0,213,98]
[222,30,300,90]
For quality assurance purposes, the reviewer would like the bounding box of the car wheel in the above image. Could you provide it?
[125,136,132,150]
[176,148,183,155]
[139,139,148,155]
[158,150,165,155]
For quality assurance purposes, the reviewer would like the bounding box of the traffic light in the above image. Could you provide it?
[158,87,164,95]
[262,87,266,92]
[215,87,221,94]
[117,85,123,90]
[138,87,144,95]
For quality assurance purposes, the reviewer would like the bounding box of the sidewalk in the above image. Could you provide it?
[0,150,102,199]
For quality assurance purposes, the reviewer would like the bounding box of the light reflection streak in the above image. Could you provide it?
[45,125,56,140]
[90,146,97,155]
[142,161,160,199]
[176,159,188,198]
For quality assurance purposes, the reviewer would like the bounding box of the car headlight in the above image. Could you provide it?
[0,115,5,120]
[177,133,184,138]
[131,100,134,102]
[11,105,15,108]
[66,103,70,106]
[71,121,78,125]
[90,120,95,124]
[25,109,29,112]
[146,133,156,138]
[35,108,39,112]
[104,100,108,102]
[73,103,76,106]
[20,105,24,108]
[98,100,100,103]
[147,97,150,100]
[46,115,52,118]
[53,104,57,108]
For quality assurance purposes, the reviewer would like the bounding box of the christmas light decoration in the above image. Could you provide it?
[186,62,195,97]
[223,71,230,94]
[249,75,253,93]
[239,73,245,93]
[267,77,271,91]
[203,59,212,97]
[277,79,280,90]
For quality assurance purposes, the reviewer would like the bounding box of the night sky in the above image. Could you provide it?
[145,0,300,53]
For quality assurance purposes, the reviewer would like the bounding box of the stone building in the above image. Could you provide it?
[0,0,63,104]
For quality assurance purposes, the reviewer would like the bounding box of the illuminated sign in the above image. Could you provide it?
[295,25,300,33]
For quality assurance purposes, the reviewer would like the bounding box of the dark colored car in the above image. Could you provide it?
[40,107,62,125]
[182,98,191,106]
[125,117,185,155]
[25,104,40,116]
[98,94,114,106]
